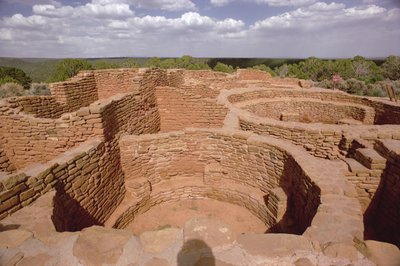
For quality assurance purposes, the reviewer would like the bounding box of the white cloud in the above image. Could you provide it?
[4,14,48,28]
[92,0,196,11]
[132,0,196,11]
[78,3,134,18]
[251,4,387,31]
[33,4,74,17]
[210,0,317,7]
[0,1,399,58]
[0,28,13,41]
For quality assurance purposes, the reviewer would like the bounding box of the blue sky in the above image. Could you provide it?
[0,0,399,58]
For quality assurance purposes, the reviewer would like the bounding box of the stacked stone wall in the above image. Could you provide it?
[0,69,164,172]
[0,139,126,231]
[50,72,98,111]
[368,140,400,247]
[156,86,228,131]
[237,69,272,81]
[93,69,140,100]
[243,99,374,124]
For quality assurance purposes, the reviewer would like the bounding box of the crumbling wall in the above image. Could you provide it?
[50,72,98,111]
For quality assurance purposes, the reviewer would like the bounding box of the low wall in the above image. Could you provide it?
[243,98,374,125]
[156,86,228,132]
[0,139,125,231]
[50,72,98,112]
[228,88,400,125]
[220,88,400,158]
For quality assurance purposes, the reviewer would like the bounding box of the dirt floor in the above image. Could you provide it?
[127,199,267,235]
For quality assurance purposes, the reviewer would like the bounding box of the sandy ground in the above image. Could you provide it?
[127,199,267,235]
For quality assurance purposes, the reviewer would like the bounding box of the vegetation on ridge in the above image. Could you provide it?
[0,55,399,98]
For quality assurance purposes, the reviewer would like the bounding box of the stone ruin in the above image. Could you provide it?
[0,68,400,265]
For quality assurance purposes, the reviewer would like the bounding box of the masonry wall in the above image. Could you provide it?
[0,68,164,171]
[155,86,228,131]
[239,119,342,159]
[50,72,98,112]
[0,139,126,232]
[118,130,320,234]
[229,89,400,125]
[244,99,373,124]
[237,69,272,81]
[5,96,68,119]
[367,140,400,247]
[93,69,140,100]
[113,185,271,229]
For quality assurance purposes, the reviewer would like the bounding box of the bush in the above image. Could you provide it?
[252,64,276,76]
[50,59,93,82]
[26,83,51,96]
[316,79,333,89]
[213,62,234,73]
[345,78,367,95]
[381,55,400,80]
[0,83,25,98]
[0,76,19,85]
[0,67,32,89]
[94,61,120,70]
[365,83,386,97]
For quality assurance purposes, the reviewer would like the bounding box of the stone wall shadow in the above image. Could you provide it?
[177,239,215,266]
[267,156,321,235]
[51,182,102,232]
[363,162,400,248]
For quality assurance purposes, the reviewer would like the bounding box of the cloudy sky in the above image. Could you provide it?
[0,0,399,58]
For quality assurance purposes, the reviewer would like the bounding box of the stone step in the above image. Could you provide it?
[354,148,387,170]
[344,158,370,175]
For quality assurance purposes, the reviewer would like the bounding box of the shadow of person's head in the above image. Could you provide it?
[177,239,215,266]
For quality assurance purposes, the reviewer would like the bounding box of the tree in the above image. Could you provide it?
[0,66,32,89]
[121,59,138,68]
[381,55,400,80]
[146,57,162,68]
[252,64,276,76]
[50,59,92,82]
[333,59,355,80]
[213,62,234,73]
[275,64,289,78]
[159,58,177,69]
[94,60,120,70]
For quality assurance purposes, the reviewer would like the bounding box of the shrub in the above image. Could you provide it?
[50,59,93,82]
[345,78,367,95]
[0,76,19,85]
[366,83,386,97]
[252,64,276,76]
[316,79,333,89]
[0,83,25,98]
[0,67,32,89]
[213,62,234,73]
[26,83,51,96]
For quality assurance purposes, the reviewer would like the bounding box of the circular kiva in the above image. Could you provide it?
[106,129,362,248]
[218,87,400,159]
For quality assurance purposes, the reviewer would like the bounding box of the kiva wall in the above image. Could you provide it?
[118,130,320,234]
